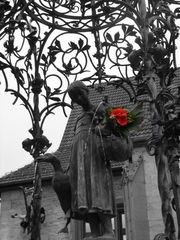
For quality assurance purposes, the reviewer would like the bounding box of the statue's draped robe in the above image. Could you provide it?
[69,108,116,220]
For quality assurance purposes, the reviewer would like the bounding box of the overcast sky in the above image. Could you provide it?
[0,86,70,177]
[0,6,180,178]
[1,52,180,177]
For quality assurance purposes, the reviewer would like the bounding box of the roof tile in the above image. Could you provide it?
[1,70,180,187]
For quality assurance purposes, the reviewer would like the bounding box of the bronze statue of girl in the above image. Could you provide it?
[36,81,116,239]
[67,81,116,239]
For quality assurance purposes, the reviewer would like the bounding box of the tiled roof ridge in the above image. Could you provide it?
[1,68,180,187]
[0,161,54,187]
[1,162,34,178]
[0,162,34,185]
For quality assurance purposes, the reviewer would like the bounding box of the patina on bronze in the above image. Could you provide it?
[67,81,116,239]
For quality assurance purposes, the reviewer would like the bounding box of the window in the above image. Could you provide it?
[84,222,91,237]
[116,204,126,240]
[83,204,126,240]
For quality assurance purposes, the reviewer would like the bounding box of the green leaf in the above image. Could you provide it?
[69,41,78,50]
[50,89,61,96]
[55,40,62,51]
[0,53,5,59]
[101,105,142,138]
[49,55,56,63]
[114,32,120,42]
[63,61,73,72]
[126,25,134,34]
[121,45,133,54]
[106,33,113,43]
[0,61,9,70]
[82,45,91,51]
[122,24,126,33]
[67,61,72,68]
[101,42,111,47]
[41,54,47,62]
[49,97,61,102]
[78,38,84,49]
[126,25,137,37]
[135,36,142,47]
[48,46,58,52]
[128,31,137,37]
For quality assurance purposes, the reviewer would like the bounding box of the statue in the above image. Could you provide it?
[36,81,138,238]
[35,81,137,238]
[67,81,116,239]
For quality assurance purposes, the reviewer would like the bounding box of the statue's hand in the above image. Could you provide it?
[94,124,111,137]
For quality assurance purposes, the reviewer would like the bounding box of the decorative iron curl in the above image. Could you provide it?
[153,233,168,240]
[46,32,90,76]
[146,135,161,156]
[0,12,69,153]
[20,0,141,32]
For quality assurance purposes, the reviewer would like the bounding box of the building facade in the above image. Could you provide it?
[1,81,177,240]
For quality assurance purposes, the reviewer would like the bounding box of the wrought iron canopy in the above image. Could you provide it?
[1,0,180,104]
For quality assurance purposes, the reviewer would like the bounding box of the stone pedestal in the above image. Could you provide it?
[83,237,115,240]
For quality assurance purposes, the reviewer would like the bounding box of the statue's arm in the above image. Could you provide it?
[93,101,112,137]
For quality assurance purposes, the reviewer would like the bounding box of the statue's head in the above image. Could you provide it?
[67,81,90,108]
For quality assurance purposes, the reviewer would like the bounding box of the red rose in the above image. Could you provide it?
[110,108,128,126]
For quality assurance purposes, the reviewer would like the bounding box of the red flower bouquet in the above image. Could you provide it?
[95,103,142,162]
[103,104,142,137]
[110,108,128,126]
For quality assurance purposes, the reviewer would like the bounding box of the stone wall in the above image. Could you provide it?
[123,147,164,240]
[0,183,69,240]
[0,189,26,240]
[0,177,124,240]
[123,148,149,240]
[142,149,164,240]
[0,147,166,240]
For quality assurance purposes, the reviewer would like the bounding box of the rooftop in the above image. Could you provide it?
[1,68,179,188]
